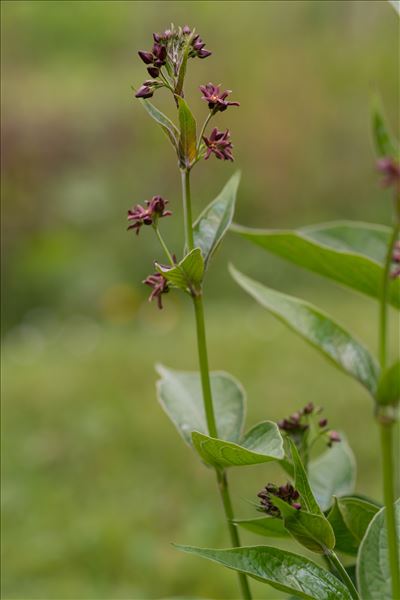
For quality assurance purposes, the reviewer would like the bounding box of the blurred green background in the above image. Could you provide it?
[1,1,399,598]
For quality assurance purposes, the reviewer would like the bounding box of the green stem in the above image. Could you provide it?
[153,225,175,266]
[380,421,400,599]
[379,214,399,369]
[181,169,195,252]
[326,550,359,600]
[192,292,252,600]
[197,112,213,152]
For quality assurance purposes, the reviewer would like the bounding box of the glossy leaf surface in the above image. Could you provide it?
[289,439,323,516]
[234,516,289,538]
[191,421,284,468]
[193,171,241,267]
[328,496,379,556]
[176,545,352,599]
[357,499,400,600]
[309,435,356,511]
[232,221,400,308]
[156,248,204,292]
[156,365,245,446]
[230,266,380,395]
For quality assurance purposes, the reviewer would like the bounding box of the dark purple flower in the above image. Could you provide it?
[135,84,154,99]
[258,483,301,517]
[127,196,171,234]
[377,157,400,189]
[143,273,169,309]
[138,50,154,65]
[203,128,234,161]
[138,43,167,69]
[327,430,341,447]
[147,66,160,78]
[200,83,240,113]
[190,33,211,59]
[319,418,328,428]
[302,402,314,415]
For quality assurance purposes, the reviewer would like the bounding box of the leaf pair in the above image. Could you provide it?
[156,365,284,468]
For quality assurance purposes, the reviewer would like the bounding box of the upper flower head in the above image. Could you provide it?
[200,83,240,113]
[377,157,400,189]
[127,196,172,235]
[143,272,169,309]
[203,128,234,161]
[258,482,301,517]
[135,79,161,99]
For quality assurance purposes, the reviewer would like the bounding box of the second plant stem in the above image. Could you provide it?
[326,550,359,599]
[183,168,252,600]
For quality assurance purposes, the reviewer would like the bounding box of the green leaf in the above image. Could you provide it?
[328,498,359,556]
[191,421,284,468]
[271,496,335,553]
[175,37,190,98]
[289,439,323,516]
[371,98,398,158]
[193,172,241,268]
[156,248,204,292]
[376,361,400,406]
[231,221,400,309]
[328,497,379,556]
[156,365,245,446]
[357,499,400,600]
[176,545,352,599]
[234,516,289,538]
[140,99,179,150]
[178,97,197,168]
[309,435,356,511]
[230,266,380,396]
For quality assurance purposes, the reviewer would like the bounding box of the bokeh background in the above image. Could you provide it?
[1,1,399,598]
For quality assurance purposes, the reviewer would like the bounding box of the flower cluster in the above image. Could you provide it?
[127,196,171,235]
[143,272,169,309]
[278,402,340,449]
[200,83,240,113]
[257,483,301,517]
[136,25,211,99]
[203,128,234,161]
[377,157,400,189]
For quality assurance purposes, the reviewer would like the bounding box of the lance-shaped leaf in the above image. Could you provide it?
[231,221,400,309]
[191,421,284,468]
[156,248,204,292]
[178,97,197,168]
[193,171,241,267]
[328,496,379,556]
[371,97,398,158]
[175,36,191,98]
[357,499,400,600]
[309,434,356,511]
[156,365,245,446]
[289,439,323,516]
[140,99,179,150]
[230,266,380,396]
[271,496,335,553]
[234,516,289,538]
[175,545,352,599]
[376,360,400,406]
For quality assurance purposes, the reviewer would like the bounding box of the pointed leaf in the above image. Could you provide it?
[176,545,352,599]
[175,37,190,98]
[140,99,179,150]
[357,499,400,600]
[328,498,360,556]
[230,266,380,396]
[376,360,400,406]
[191,421,284,468]
[156,248,204,292]
[328,496,379,556]
[289,439,323,516]
[193,171,241,267]
[231,221,400,308]
[156,365,245,446]
[178,97,197,168]
[271,496,335,553]
[309,434,356,511]
[234,516,289,538]
[371,98,398,158]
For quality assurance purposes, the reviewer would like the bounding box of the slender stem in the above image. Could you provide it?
[326,550,359,600]
[379,212,399,369]
[153,225,175,266]
[380,421,400,599]
[192,291,252,599]
[197,112,213,152]
[181,169,195,252]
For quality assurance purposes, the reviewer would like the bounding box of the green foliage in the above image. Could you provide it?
[232,221,400,308]
[357,500,400,600]
[371,98,398,158]
[193,171,241,268]
[328,496,379,556]
[376,360,400,406]
[156,365,245,446]
[289,439,323,516]
[191,421,284,468]
[140,99,179,150]
[230,265,380,396]
[175,545,352,599]
[178,97,197,168]
[234,516,289,538]
[156,248,204,292]
[309,435,356,511]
